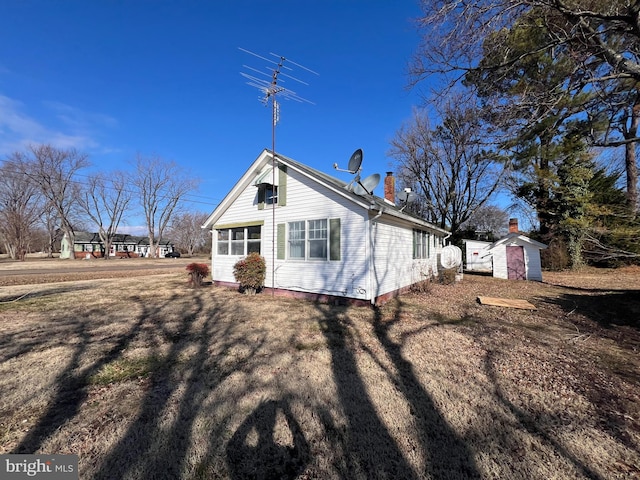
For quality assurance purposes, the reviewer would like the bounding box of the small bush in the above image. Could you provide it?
[233,252,266,294]
[439,268,457,285]
[186,263,210,287]
[410,279,433,294]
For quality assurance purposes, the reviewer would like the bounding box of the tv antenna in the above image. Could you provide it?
[334,148,380,196]
[239,47,317,295]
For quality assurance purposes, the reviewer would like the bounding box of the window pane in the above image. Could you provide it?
[246,225,261,254]
[231,228,244,241]
[217,230,229,255]
[308,219,327,259]
[247,225,261,240]
[309,239,327,259]
[231,242,244,255]
[231,227,244,255]
[247,241,261,254]
[289,221,305,259]
[266,186,278,205]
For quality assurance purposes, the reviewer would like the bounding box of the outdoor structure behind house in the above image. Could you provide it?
[463,239,493,273]
[60,232,177,259]
[463,219,547,281]
[202,149,451,305]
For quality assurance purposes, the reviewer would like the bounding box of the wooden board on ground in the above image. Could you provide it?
[477,296,537,310]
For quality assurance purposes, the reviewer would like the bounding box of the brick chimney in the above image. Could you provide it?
[509,218,519,233]
[384,172,395,204]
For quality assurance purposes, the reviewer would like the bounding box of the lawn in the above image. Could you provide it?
[0,265,638,479]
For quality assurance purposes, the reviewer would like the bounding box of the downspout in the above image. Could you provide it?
[369,205,384,305]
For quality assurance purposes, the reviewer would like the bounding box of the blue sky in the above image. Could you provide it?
[0,1,433,230]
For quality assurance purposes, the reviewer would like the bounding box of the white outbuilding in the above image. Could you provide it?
[486,219,547,281]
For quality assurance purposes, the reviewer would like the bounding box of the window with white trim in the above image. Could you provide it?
[285,219,339,261]
[413,229,431,259]
[217,225,262,255]
[288,221,305,259]
[308,219,328,259]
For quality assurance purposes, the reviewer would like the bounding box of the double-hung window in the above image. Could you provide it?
[413,229,431,259]
[288,221,306,259]
[283,219,339,261]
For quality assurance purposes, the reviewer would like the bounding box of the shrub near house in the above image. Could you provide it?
[233,252,266,294]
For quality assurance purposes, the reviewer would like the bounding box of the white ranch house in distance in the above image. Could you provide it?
[202,149,450,305]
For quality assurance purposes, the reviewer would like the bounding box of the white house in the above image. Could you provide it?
[202,149,450,305]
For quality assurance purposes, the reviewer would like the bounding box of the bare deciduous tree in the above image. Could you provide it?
[77,171,132,259]
[389,100,505,234]
[167,211,209,256]
[0,154,43,260]
[132,154,199,258]
[460,204,510,239]
[23,144,89,258]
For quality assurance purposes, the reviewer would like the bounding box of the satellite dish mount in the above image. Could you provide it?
[334,148,380,194]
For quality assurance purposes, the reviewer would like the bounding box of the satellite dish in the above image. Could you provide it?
[398,190,416,204]
[353,173,380,196]
[347,149,363,174]
[334,148,363,174]
[440,245,463,269]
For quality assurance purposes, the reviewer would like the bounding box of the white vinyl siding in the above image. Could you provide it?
[208,150,447,302]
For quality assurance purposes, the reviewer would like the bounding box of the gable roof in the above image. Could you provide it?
[203,149,448,235]
[487,233,547,250]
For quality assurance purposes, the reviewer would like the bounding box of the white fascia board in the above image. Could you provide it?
[202,149,272,230]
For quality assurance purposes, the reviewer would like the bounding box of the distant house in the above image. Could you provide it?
[202,149,450,305]
[463,219,547,281]
[60,232,176,259]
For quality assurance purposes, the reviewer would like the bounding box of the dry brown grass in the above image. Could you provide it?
[0,265,638,479]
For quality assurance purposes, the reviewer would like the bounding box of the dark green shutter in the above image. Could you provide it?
[277,223,286,259]
[330,218,341,261]
[257,186,265,210]
[278,165,287,206]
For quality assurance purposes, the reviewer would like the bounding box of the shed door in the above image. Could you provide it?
[506,246,526,280]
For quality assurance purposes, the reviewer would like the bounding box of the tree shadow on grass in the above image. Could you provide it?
[371,300,481,479]
[540,289,640,331]
[11,295,153,454]
[314,300,480,479]
[93,291,271,479]
[226,398,309,480]
[481,348,606,480]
